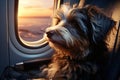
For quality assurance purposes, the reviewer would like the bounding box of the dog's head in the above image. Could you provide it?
[45,5,115,57]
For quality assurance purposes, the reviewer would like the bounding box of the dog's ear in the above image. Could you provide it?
[87,5,116,43]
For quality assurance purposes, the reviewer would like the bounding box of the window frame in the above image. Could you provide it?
[8,0,60,54]
[16,0,56,48]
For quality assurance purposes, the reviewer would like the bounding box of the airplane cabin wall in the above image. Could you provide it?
[0,0,9,75]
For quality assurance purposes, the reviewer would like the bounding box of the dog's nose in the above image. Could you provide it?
[46,30,55,38]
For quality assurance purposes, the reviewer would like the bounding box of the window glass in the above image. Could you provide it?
[18,0,53,41]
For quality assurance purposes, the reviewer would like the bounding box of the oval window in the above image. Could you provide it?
[18,0,54,42]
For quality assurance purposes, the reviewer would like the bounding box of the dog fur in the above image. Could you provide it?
[43,4,116,80]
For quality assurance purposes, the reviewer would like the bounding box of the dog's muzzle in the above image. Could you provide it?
[46,30,55,39]
[45,28,66,46]
[45,26,75,48]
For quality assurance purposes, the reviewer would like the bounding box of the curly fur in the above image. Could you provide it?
[43,4,116,80]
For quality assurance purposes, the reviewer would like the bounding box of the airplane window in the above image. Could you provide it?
[18,0,54,42]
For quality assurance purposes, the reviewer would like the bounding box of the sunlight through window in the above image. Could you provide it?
[18,0,54,41]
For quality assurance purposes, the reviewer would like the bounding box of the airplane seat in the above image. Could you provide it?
[0,58,51,80]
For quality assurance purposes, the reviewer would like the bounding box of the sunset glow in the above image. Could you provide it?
[18,0,54,17]
[18,0,54,41]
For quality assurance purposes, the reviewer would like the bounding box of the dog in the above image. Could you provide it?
[43,4,116,80]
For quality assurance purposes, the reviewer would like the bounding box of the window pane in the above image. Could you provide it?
[18,0,53,41]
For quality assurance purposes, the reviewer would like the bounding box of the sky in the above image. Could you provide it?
[18,0,54,17]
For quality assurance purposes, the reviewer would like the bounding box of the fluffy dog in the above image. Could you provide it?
[43,5,116,80]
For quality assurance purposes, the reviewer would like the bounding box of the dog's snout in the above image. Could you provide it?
[46,30,55,38]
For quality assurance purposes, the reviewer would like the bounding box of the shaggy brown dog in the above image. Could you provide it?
[43,5,116,80]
